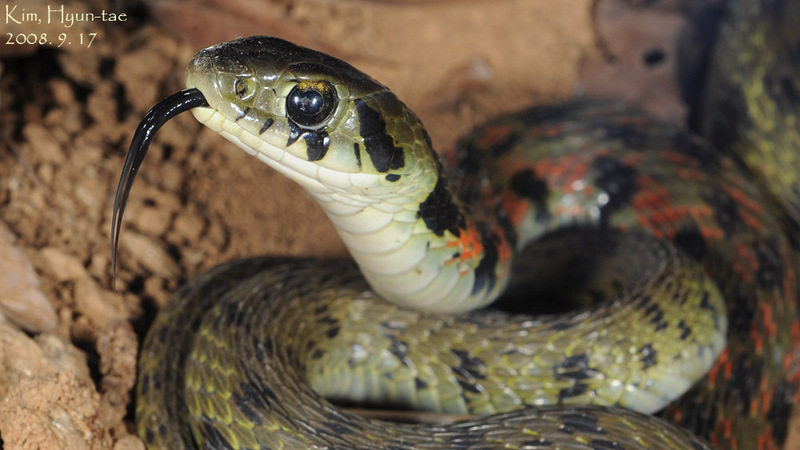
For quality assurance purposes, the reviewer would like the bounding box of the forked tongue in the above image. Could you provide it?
[111,88,208,283]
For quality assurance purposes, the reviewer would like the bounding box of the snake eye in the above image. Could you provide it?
[286,81,337,129]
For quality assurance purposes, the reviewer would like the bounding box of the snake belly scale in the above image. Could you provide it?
[115,0,800,448]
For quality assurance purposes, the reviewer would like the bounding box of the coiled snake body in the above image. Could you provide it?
[116,0,800,448]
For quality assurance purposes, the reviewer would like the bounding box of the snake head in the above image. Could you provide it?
[186,36,438,200]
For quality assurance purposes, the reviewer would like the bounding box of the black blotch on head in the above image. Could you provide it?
[355,99,405,172]
[353,143,362,169]
[385,174,401,182]
[259,118,274,134]
[304,130,330,161]
[287,120,302,146]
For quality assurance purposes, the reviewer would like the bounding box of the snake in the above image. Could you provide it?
[112,0,800,448]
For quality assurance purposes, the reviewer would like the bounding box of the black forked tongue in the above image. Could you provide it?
[111,88,209,285]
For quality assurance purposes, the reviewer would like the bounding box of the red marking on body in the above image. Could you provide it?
[760,304,777,338]
[497,190,530,228]
[756,429,775,450]
[708,348,730,385]
[475,124,513,150]
[446,220,484,272]
[660,150,697,166]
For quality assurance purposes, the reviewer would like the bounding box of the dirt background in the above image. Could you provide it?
[0,0,795,448]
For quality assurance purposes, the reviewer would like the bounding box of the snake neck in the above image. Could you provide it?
[308,144,513,313]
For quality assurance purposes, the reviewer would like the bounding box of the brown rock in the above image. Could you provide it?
[0,222,57,333]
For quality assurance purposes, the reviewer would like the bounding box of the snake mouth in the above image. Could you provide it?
[111,88,209,281]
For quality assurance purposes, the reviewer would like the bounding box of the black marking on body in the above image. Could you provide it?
[553,353,601,381]
[558,413,606,435]
[601,122,648,150]
[673,226,710,260]
[520,438,555,447]
[380,320,406,330]
[726,352,763,416]
[510,169,551,222]
[519,103,581,129]
[259,336,274,359]
[559,384,589,405]
[451,349,487,380]
[496,209,518,248]
[589,440,624,449]
[670,132,722,172]
[417,171,465,236]
[765,71,800,107]
[456,379,483,394]
[415,377,428,390]
[304,130,330,161]
[709,86,748,146]
[353,143,362,168]
[151,373,161,391]
[766,379,795,445]
[676,389,718,441]
[223,301,237,327]
[385,174,401,182]
[645,303,668,331]
[678,319,692,340]
[705,188,744,234]
[139,374,150,396]
[549,321,574,331]
[640,343,658,370]
[199,422,233,448]
[259,117,274,134]
[321,420,355,436]
[317,315,338,326]
[326,326,340,339]
[755,237,786,290]
[472,228,499,295]
[156,326,168,344]
[591,156,639,222]
[387,338,411,367]
[354,99,405,172]
[239,380,277,408]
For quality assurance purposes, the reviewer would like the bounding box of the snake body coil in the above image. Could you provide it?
[118,0,800,448]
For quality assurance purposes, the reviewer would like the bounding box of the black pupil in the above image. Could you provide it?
[294,90,323,115]
[286,84,336,129]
